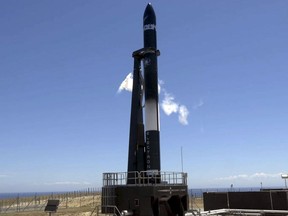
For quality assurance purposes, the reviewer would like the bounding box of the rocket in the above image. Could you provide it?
[127,3,160,181]
[103,5,189,215]
[143,3,161,173]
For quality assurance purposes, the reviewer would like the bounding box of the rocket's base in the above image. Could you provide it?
[101,171,189,216]
[102,184,188,216]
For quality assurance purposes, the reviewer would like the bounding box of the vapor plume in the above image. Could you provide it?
[160,90,189,125]
[118,72,133,93]
[161,92,179,115]
[178,105,189,125]
[118,73,189,125]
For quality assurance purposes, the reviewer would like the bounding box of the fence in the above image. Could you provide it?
[0,187,259,214]
[0,188,101,214]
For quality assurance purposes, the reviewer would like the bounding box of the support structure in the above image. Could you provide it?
[102,171,188,216]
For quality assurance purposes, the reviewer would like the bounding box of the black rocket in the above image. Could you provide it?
[102,4,189,215]
[127,3,161,179]
[143,3,161,173]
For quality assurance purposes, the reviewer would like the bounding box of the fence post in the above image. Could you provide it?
[80,191,82,207]
[34,193,37,210]
[17,195,20,212]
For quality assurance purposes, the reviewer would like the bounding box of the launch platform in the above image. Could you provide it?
[102,171,188,215]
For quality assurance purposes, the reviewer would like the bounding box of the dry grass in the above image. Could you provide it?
[0,195,102,216]
[0,195,203,216]
[190,197,204,210]
[0,207,95,216]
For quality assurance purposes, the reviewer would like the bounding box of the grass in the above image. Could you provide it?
[0,195,203,215]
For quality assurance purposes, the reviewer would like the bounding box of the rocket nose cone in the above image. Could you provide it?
[145,3,153,11]
[144,3,156,24]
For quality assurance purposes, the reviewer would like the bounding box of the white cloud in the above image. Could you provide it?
[0,174,8,178]
[45,181,91,186]
[118,72,133,93]
[216,172,282,181]
[216,174,248,181]
[251,172,282,178]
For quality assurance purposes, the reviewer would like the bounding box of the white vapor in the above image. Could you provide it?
[193,100,204,110]
[178,105,189,125]
[118,72,133,93]
[161,91,189,125]
[161,92,179,115]
[118,73,189,125]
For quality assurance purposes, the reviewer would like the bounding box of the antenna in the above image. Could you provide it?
[181,146,184,173]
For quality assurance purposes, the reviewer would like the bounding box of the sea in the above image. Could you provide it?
[0,187,261,199]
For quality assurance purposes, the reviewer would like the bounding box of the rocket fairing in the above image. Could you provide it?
[143,3,161,173]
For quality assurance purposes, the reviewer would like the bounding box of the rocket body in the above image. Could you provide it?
[143,4,161,172]
[127,4,161,178]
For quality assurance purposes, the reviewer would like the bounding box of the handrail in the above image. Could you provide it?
[101,205,122,216]
[103,171,187,186]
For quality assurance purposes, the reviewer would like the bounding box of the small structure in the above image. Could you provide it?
[44,199,60,216]
[203,190,288,215]
[281,174,288,189]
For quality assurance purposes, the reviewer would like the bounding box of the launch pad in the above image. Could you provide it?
[102,171,188,215]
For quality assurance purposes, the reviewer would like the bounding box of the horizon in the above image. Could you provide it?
[0,186,286,197]
[0,183,286,194]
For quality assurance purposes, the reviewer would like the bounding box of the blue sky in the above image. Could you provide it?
[1,1,288,193]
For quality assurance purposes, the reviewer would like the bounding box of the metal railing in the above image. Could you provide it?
[101,205,122,216]
[103,171,187,186]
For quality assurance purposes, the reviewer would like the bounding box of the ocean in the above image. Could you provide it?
[0,191,67,199]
